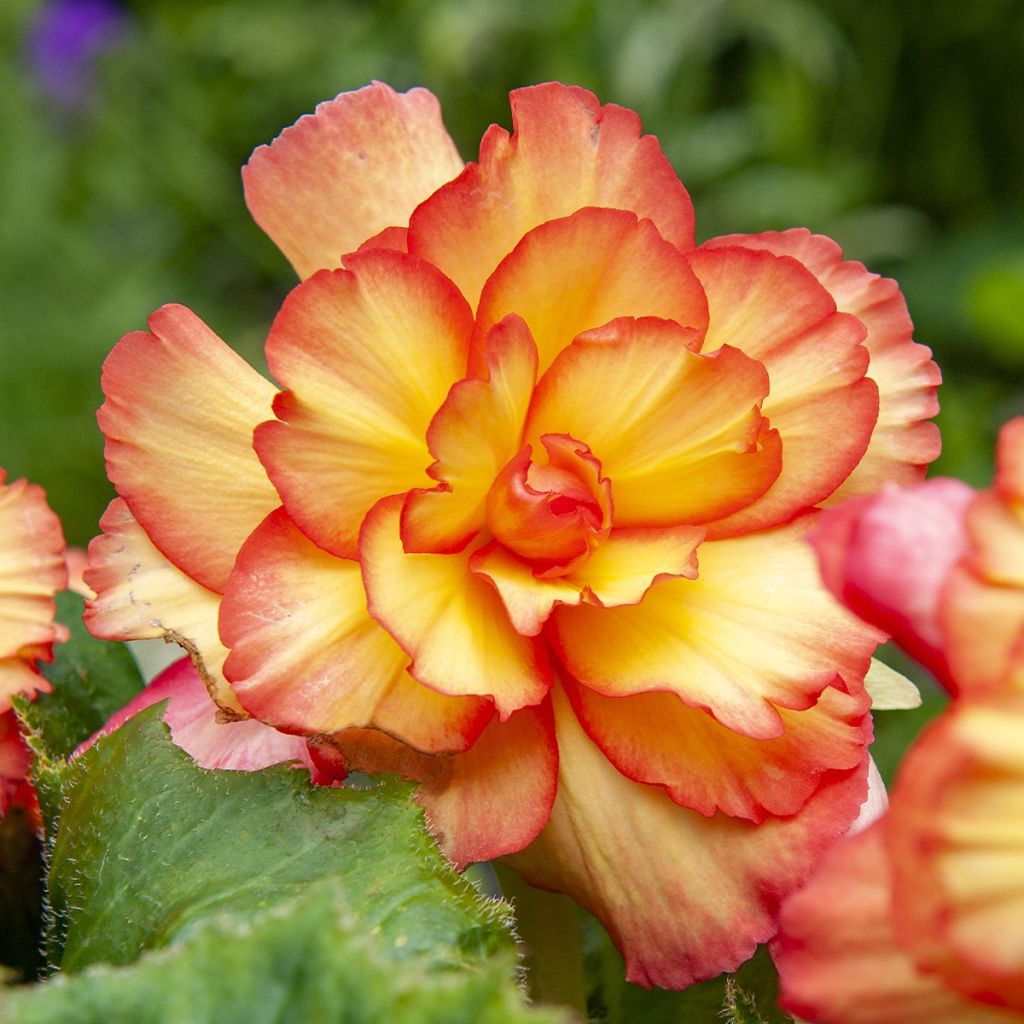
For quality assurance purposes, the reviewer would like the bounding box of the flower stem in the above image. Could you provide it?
[495,863,588,1018]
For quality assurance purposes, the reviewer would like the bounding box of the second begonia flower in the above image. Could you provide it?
[85,82,941,988]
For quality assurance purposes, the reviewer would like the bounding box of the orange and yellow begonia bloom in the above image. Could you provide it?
[775,418,1024,1021]
[0,469,68,821]
[84,82,941,987]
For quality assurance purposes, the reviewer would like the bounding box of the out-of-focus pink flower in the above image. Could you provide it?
[775,418,1024,1022]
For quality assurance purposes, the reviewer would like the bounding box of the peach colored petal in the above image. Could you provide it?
[472,208,707,377]
[705,229,941,498]
[256,249,472,559]
[401,315,538,553]
[470,525,703,636]
[552,516,882,738]
[0,471,68,678]
[504,685,870,989]
[243,83,463,279]
[409,82,695,309]
[995,418,1024,503]
[418,699,558,870]
[565,676,871,821]
[774,823,1017,1024]
[98,304,280,594]
[84,498,242,715]
[360,495,551,720]
[687,245,878,536]
[526,316,781,526]
[220,509,491,750]
[810,478,975,691]
[889,693,1024,1012]
[78,657,316,775]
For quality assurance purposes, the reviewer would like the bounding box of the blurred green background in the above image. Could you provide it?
[2,0,1023,549]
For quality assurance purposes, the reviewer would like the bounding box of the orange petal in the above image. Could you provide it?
[0,471,67,695]
[400,315,538,553]
[774,823,1013,1024]
[552,516,882,738]
[705,229,941,498]
[472,208,707,376]
[220,508,491,750]
[688,245,879,536]
[408,82,695,309]
[256,249,473,559]
[84,498,243,714]
[504,685,871,989]
[526,316,781,526]
[470,526,703,636]
[97,304,280,593]
[566,676,871,821]
[418,699,558,870]
[360,495,551,719]
[243,83,463,279]
[888,692,1024,1012]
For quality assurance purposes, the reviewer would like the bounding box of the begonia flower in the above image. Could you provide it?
[0,469,68,822]
[775,418,1024,1021]
[85,82,941,987]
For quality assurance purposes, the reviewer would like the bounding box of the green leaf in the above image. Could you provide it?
[44,707,516,975]
[0,808,45,982]
[1,876,568,1024]
[581,911,792,1024]
[16,591,144,760]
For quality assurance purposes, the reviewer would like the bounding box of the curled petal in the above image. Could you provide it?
[79,658,316,775]
[84,498,242,714]
[97,304,280,593]
[243,83,463,279]
[360,495,551,720]
[565,676,872,821]
[256,249,473,559]
[418,699,558,870]
[0,471,68,690]
[888,692,1024,1012]
[526,316,781,527]
[774,824,1013,1024]
[220,509,491,751]
[688,245,878,536]
[401,315,538,553]
[504,685,871,989]
[552,517,882,738]
[705,229,941,498]
[811,478,975,692]
[473,208,707,376]
[409,82,695,308]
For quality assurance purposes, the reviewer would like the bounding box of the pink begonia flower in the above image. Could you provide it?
[85,82,941,987]
[0,469,68,823]
[775,417,1024,1021]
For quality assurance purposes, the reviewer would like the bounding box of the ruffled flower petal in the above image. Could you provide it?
[97,304,280,593]
[220,508,492,751]
[409,82,695,308]
[552,517,882,738]
[256,249,473,559]
[774,823,1015,1024]
[888,692,1024,1012]
[0,470,68,683]
[687,245,879,536]
[526,315,780,526]
[401,314,538,553]
[473,208,707,376]
[704,229,941,499]
[243,82,464,279]
[84,498,242,714]
[504,685,871,989]
[565,675,871,821]
[360,495,551,719]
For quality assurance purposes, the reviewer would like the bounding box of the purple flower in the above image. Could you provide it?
[28,0,125,107]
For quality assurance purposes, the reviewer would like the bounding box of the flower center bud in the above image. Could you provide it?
[486,434,611,572]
